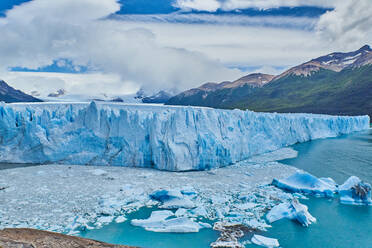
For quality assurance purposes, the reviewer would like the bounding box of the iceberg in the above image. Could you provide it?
[130,210,208,233]
[272,172,337,197]
[150,189,196,209]
[339,176,372,206]
[251,234,279,248]
[0,102,369,171]
[266,198,316,227]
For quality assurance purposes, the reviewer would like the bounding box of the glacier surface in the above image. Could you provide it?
[0,102,369,171]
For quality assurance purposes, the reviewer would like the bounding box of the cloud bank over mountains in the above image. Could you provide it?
[0,0,371,95]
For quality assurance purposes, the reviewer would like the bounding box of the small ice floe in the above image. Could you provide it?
[115,216,127,223]
[90,169,108,176]
[251,234,279,248]
[210,222,256,248]
[339,176,372,206]
[266,198,316,227]
[150,189,196,209]
[96,216,114,226]
[131,210,209,233]
[272,172,337,197]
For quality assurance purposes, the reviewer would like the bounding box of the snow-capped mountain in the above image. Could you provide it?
[142,90,174,104]
[48,89,67,98]
[275,45,372,80]
[166,45,372,118]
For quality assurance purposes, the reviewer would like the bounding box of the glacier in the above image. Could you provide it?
[0,101,369,171]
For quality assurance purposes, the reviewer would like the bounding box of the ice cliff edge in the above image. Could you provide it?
[0,102,369,171]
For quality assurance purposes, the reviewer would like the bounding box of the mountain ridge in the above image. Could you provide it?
[0,80,42,103]
[166,45,372,118]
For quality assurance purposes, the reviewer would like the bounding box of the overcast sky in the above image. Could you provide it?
[0,0,371,96]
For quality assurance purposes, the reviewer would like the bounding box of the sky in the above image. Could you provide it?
[0,0,371,97]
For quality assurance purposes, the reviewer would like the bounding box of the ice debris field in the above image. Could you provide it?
[0,149,299,247]
[0,102,369,171]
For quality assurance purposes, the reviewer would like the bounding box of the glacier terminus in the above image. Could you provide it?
[0,101,369,171]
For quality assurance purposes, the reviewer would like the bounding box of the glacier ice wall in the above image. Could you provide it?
[0,102,369,171]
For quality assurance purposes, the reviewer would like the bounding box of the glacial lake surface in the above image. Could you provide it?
[80,129,372,248]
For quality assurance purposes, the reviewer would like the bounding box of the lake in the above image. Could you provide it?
[80,129,372,248]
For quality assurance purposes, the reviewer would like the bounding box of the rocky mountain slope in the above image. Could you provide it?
[167,73,274,107]
[0,80,42,103]
[166,45,372,117]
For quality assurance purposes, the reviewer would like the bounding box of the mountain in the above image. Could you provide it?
[167,73,274,107]
[166,45,372,117]
[0,80,42,103]
[274,44,372,80]
[48,89,66,98]
[142,90,173,103]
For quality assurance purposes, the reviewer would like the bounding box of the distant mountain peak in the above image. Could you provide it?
[359,45,371,51]
[48,89,66,98]
[226,73,275,88]
[275,45,372,80]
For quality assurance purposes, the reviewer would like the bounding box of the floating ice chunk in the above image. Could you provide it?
[267,199,316,227]
[235,202,257,210]
[339,176,372,206]
[96,216,114,227]
[115,216,127,223]
[90,169,108,176]
[131,210,206,233]
[175,208,188,217]
[150,189,195,209]
[251,234,279,248]
[272,172,337,197]
[245,219,271,231]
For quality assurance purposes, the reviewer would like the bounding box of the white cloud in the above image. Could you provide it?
[112,13,316,30]
[0,71,139,98]
[0,0,241,93]
[174,0,337,11]
[113,21,329,70]
[316,0,372,50]
[174,0,220,12]
[0,0,370,98]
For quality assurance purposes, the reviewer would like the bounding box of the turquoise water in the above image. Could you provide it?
[265,129,372,248]
[79,208,219,248]
[80,129,372,248]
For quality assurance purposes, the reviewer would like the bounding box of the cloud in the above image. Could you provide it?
[111,13,316,30]
[174,0,220,12]
[0,0,241,93]
[0,71,139,97]
[174,0,337,11]
[316,0,372,50]
[113,21,329,70]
